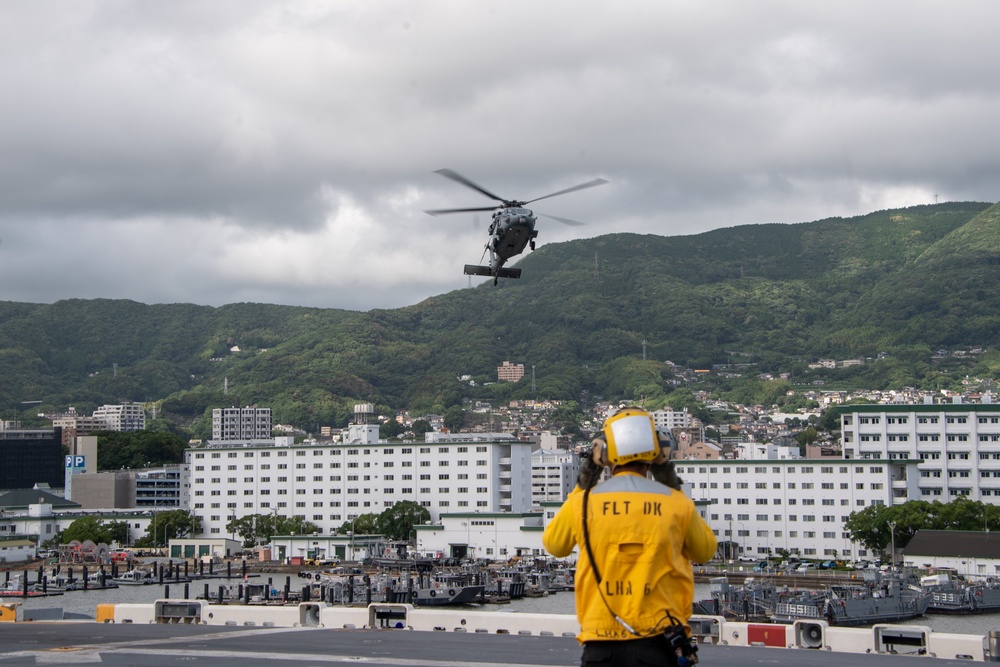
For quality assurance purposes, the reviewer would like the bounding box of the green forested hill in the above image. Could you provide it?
[1,201,997,433]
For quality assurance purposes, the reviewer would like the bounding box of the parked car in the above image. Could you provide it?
[796,562,817,573]
[752,561,772,572]
[818,560,838,569]
[737,555,756,562]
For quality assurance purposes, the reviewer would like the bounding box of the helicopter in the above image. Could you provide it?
[424,169,608,285]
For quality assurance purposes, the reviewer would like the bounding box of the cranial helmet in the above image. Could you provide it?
[602,407,661,466]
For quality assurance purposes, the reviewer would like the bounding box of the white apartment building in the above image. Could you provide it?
[650,407,692,431]
[185,436,534,539]
[530,448,579,506]
[676,458,918,561]
[735,442,802,460]
[840,403,1000,503]
[92,403,146,431]
[212,407,272,441]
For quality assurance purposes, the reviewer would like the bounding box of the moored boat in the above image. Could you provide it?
[112,569,156,585]
[772,572,931,626]
[921,572,1000,614]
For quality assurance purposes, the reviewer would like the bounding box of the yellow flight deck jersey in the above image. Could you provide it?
[542,471,717,644]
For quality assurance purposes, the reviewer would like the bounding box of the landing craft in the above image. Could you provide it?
[425,169,608,285]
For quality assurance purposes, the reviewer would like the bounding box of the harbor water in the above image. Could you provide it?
[9,580,1000,637]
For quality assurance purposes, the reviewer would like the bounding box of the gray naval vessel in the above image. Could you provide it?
[0,598,993,666]
[922,572,1000,614]
[772,572,932,626]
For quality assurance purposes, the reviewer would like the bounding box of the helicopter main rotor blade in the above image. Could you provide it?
[434,169,508,203]
[526,178,609,205]
[538,213,586,227]
[424,206,498,216]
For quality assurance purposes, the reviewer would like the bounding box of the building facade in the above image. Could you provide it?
[212,407,273,441]
[675,458,917,561]
[185,435,534,539]
[93,403,146,431]
[0,429,64,490]
[840,403,1000,503]
[135,464,189,509]
[51,414,108,446]
[497,361,525,383]
[651,407,692,431]
[530,448,579,506]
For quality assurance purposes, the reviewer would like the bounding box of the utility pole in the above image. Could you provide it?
[888,520,896,567]
[728,518,733,563]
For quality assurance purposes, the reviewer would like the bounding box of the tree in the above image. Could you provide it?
[377,500,431,541]
[136,509,201,547]
[105,520,131,547]
[337,513,380,535]
[279,515,321,536]
[843,503,894,555]
[795,427,818,447]
[411,420,432,436]
[443,406,464,432]
[62,517,112,544]
[380,418,405,439]
[232,513,279,546]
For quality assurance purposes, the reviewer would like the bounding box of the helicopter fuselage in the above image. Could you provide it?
[426,167,606,284]
[489,207,538,268]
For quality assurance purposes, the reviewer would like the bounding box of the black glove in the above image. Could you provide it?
[578,438,606,489]
[650,461,683,490]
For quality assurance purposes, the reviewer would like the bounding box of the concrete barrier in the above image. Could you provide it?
[94,600,989,662]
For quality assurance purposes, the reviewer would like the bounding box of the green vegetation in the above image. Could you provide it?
[226,514,321,547]
[334,501,431,542]
[844,497,1000,556]
[95,431,189,470]
[0,201,998,432]
[134,509,202,547]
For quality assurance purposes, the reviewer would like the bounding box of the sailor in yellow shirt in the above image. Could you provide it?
[543,407,717,667]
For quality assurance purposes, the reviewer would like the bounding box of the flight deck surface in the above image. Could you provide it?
[0,624,986,667]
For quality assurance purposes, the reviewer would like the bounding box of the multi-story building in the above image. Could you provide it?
[530,448,579,506]
[675,458,917,561]
[497,361,525,383]
[840,402,1000,503]
[211,407,272,441]
[93,403,146,431]
[135,465,189,509]
[0,429,64,490]
[185,431,534,539]
[651,407,692,431]
[51,412,108,446]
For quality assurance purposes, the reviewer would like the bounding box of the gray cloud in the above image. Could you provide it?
[1,1,998,309]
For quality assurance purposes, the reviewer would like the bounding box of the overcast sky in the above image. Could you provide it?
[1,1,998,311]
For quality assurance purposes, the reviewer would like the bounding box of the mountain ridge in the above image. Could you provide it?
[1,200,997,433]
